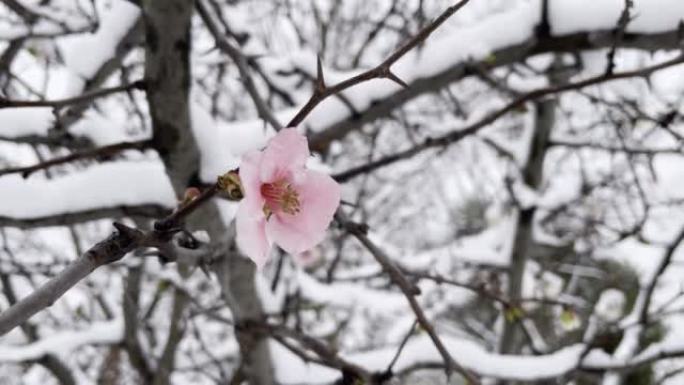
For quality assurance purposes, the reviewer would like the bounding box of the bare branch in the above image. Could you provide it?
[605,0,634,75]
[0,80,145,110]
[0,176,226,335]
[0,223,143,335]
[195,0,283,131]
[309,28,684,153]
[333,54,684,182]
[638,225,684,324]
[286,0,472,128]
[0,139,153,178]
[0,204,170,229]
[337,213,480,384]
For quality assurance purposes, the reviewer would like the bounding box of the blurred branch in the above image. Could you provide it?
[333,54,684,182]
[0,204,170,229]
[310,27,684,153]
[196,0,282,131]
[152,288,189,385]
[337,213,480,384]
[0,139,153,178]
[0,223,145,335]
[638,225,684,324]
[605,0,634,75]
[0,80,145,109]
[0,230,76,385]
[286,0,472,128]
[122,260,154,385]
[255,322,373,383]
[549,140,683,155]
[0,183,220,335]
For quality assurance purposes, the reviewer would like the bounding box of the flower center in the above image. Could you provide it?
[261,180,301,217]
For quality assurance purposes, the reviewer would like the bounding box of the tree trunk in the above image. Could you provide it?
[141,0,275,383]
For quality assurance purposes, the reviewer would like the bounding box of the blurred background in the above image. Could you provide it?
[0,0,684,384]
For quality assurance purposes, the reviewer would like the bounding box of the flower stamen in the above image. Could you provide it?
[261,180,301,216]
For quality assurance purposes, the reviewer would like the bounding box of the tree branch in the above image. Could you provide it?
[310,28,684,153]
[195,0,282,131]
[337,213,480,384]
[333,54,684,182]
[0,139,153,178]
[0,176,223,335]
[0,204,170,229]
[0,80,145,110]
[0,223,144,335]
[286,0,472,128]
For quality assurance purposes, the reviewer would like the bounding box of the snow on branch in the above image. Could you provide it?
[0,161,175,227]
[250,0,684,154]
[0,319,122,362]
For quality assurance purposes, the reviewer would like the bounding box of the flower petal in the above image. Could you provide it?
[238,151,264,213]
[235,201,271,268]
[239,150,264,199]
[265,170,340,255]
[259,128,309,183]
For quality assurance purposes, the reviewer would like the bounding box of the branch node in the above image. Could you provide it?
[113,222,144,242]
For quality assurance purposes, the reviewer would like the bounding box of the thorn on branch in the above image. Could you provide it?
[112,222,145,243]
[535,0,551,38]
[386,70,409,89]
[315,55,326,93]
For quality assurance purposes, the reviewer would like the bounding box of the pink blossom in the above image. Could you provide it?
[235,128,341,268]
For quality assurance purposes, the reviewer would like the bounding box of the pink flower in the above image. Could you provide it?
[235,128,341,268]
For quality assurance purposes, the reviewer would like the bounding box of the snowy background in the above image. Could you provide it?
[1,0,684,384]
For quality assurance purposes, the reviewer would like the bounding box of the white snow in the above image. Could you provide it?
[1,1,684,384]
[59,1,140,80]
[362,336,584,381]
[296,270,407,312]
[0,108,54,138]
[551,0,684,35]
[274,334,587,383]
[0,319,123,362]
[190,100,270,181]
[595,289,626,323]
[68,109,146,147]
[211,0,684,160]
[0,161,176,220]
[0,106,138,146]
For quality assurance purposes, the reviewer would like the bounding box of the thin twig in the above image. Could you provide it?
[286,0,471,128]
[333,54,684,182]
[0,80,145,109]
[0,181,221,335]
[638,225,684,323]
[0,139,153,178]
[605,0,634,75]
[196,0,283,131]
[0,223,144,335]
[386,319,419,374]
[337,213,480,384]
